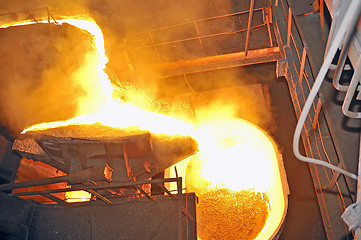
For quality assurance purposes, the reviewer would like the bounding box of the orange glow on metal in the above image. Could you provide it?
[65,190,91,203]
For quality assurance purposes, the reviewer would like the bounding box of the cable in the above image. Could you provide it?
[293,0,361,181]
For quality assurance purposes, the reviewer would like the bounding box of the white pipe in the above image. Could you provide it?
[293,0,361,181]
[342,58,361,118]
[333,9,361,91]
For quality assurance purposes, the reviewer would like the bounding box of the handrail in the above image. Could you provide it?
[130,7,266,35]
[127,5,275,65]
[0,7,59,26]
[9,177,181,197]
[6,176,193,240]
[276,0,360,180]
[292,0,361,180]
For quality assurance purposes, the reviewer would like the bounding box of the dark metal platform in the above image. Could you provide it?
[29,193,196,240]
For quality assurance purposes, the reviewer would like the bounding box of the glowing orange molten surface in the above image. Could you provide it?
[65,190,91,203]
[186,119,287,240]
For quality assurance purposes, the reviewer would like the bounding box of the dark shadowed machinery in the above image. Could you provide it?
[2,126,199,239]
[1,0,361,239]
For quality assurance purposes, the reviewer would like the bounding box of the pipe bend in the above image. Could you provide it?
[293,0,361,181]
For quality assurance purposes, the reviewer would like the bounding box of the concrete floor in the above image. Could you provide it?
[269,78,327,239]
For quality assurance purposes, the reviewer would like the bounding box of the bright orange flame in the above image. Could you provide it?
[65,190,91,203]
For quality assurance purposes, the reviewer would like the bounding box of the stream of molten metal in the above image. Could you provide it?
[8,17,194,137]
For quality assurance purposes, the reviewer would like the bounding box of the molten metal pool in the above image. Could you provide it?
[185,118,288,240]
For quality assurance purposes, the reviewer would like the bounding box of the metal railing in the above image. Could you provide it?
[0,7,59,26]
[0,8,64,57]
[2,176,195,240]
[126,4,275,63]
[272,0,357,238]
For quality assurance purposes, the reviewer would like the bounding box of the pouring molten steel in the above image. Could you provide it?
[4,15,287,238]
[3,16,195,202]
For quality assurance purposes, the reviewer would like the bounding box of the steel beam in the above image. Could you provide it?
[245,0,255,56]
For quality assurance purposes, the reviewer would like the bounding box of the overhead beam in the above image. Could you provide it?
[154,47,281,77]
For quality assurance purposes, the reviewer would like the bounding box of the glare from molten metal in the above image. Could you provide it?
[4,18,286,238]
[185,118,287,240]
[65,190,91,203]
[2,16,195,137]
[194,118,274,193]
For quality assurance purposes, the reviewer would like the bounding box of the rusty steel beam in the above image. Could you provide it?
[41,193,69,207]
[265,7,274,47]
[194,21,204,49]
[182,207,196,223]
[177,177,183,240]
[156,182,176,199]
[326,162,343,190]
[10,178,181,197]
[287,7,292,46]
[134,185,153,200]
[88,189,112,204]
[311,98,322,130]
[154,46,281,76]
[320,0,327,38]
[131,8,264,36]
[0,175,68,192]
[148,31,161,60]
[137,23,266,50]
[298,46,307,84]
[245,0,255,56]
[0,165,113,192]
